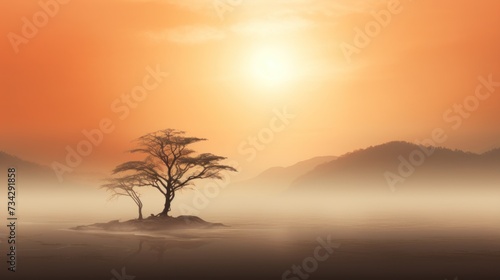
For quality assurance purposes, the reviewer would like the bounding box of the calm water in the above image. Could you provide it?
[1,216,499,280]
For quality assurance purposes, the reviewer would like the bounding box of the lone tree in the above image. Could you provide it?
[101,174,147,220]
[113,129,237,217]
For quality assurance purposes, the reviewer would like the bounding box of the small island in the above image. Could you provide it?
[75,129,236,232]
[73,215,225,232]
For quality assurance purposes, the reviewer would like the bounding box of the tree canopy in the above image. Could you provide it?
[108,129,237,217]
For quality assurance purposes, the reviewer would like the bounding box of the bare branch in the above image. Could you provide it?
[108,129,237,217]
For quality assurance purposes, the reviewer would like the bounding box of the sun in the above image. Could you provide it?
[249,47,294,86]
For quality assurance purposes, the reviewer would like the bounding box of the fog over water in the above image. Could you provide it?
[2,181,499,280]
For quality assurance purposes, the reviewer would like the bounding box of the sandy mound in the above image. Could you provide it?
[72,215,226,232]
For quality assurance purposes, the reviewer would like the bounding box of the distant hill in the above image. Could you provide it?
[290,141,500,193]
[0,151,55,180]
[0,151,102,186]
[4,141,500,196]
[229,156,337,194]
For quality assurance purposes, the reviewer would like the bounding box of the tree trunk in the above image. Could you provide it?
[138,205,143,220]
[159,196,172,217]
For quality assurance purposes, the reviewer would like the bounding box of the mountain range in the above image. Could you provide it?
[2,141,500,194]
[291,141,500,193]
[0,151,56,181]
[229,156,337,194]
[230,141,500,194]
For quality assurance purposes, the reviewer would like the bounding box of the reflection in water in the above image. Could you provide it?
[122,236,212,263]
[5,197,500,280]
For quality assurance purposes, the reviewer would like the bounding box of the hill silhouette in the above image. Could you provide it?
[0,151,56,181]
[290,141,500,193]
[229,156,336,194]
[0,151,104,188]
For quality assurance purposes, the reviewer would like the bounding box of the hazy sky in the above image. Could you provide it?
[1,0,500,177]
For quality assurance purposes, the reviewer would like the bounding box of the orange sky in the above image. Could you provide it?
[2,0,500,177]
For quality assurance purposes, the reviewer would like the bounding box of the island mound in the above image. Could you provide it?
[72,215,226,232]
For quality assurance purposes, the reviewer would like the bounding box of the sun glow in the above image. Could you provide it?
[249,46,295,86]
